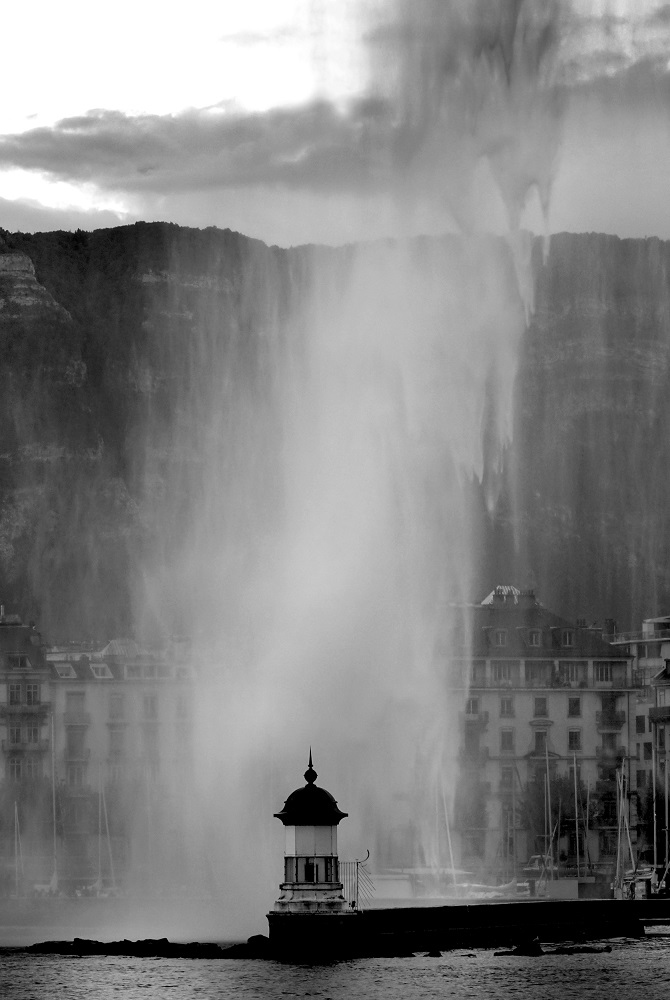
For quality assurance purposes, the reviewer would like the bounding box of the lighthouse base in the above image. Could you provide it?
[266,909,360,960]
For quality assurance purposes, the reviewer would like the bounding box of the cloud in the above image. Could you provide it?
[0,101,391,198]
[0,0,669,244]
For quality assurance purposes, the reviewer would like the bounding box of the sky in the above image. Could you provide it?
[1,0,670,246]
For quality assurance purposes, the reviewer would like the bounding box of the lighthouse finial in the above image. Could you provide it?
[304,748,317,785]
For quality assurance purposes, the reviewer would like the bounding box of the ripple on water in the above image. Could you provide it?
[1,939,670,1000]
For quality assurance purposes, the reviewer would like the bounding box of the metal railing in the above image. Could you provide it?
[340,855,374,910]
[604,630,670,643]
[0,702,50,715]
[596,711,626,729]
[63,711,91,726]
[1,739,49,752]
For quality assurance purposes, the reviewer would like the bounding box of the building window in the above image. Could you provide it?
[109,728,124,757]
[528,630,541,647]
[637,644,647,660]
[562,630,574,647]
[66,730,86,759]
[8,654,30,670]
[568,697,581,717]
[637,770,647,788]
[8,683,21,706]
[644,742,653,761]
[27,726,39,744]
[596,662,613,682]
[494,630,507,647]
[108,763,123,784]
[8,758,21,781]
[143,694,158,720]
[109,693,124,719]
[8,727,21,745]
[469,661,486,686]
[602,732,617,751]
[568,730,582,752]
[55,664,76,679]
[67,764,84,787]
[500,729,515,754]
[26,683,40,706]
[24,757,39,780]
[534,730,547,755]
[91,664,113,679]
[534,697,548,718]
[635,716,646,734]
[659,728,666,751]
[599,831,617,855]
[492,661,512,684]
[500,696,514,717]
[501,766,514,788]
[465,697,479,715]
[526,661,549,686]
[560,661,586,685]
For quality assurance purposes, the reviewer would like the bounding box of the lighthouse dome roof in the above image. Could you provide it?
[274,755,348,827]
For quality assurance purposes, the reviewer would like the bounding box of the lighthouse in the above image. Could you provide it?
[267,753,357,956]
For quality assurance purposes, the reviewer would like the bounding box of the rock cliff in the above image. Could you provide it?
[0,222,667,636]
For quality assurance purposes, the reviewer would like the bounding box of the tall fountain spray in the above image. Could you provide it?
[129,0,570,932]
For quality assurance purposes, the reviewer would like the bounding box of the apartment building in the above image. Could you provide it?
[450,586,636,875]
[0,620,196,891]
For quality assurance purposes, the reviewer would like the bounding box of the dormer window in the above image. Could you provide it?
[562,629,574,647]
[528,630,541,647]
[494,630,507,647]
[91,664,112,679]
[8,654,30,670]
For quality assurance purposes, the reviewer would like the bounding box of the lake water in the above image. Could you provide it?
[1,936,669,1000]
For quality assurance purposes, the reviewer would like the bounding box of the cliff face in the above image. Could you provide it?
[0,223,668,636]
[492,232,670,628]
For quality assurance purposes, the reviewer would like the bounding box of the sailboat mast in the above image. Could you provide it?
[574,753,580,879]
[102,779,116,890]
[51,712,57,889]
[545,743,553,877]
[652,735,658,871]
[98,763,102,888]
[14,801,18,898]
[665,730,669,872]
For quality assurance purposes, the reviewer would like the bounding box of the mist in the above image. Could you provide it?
[96,0,569,936]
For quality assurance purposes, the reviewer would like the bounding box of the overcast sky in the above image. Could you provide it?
[1,0,670,246]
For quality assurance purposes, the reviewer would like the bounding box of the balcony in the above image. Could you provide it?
[0,701,50,717]
[1,739,49,753]
[63,711,91,726]
[462,710,489,726]
[650,706,670,724]
[596,710,626,730]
